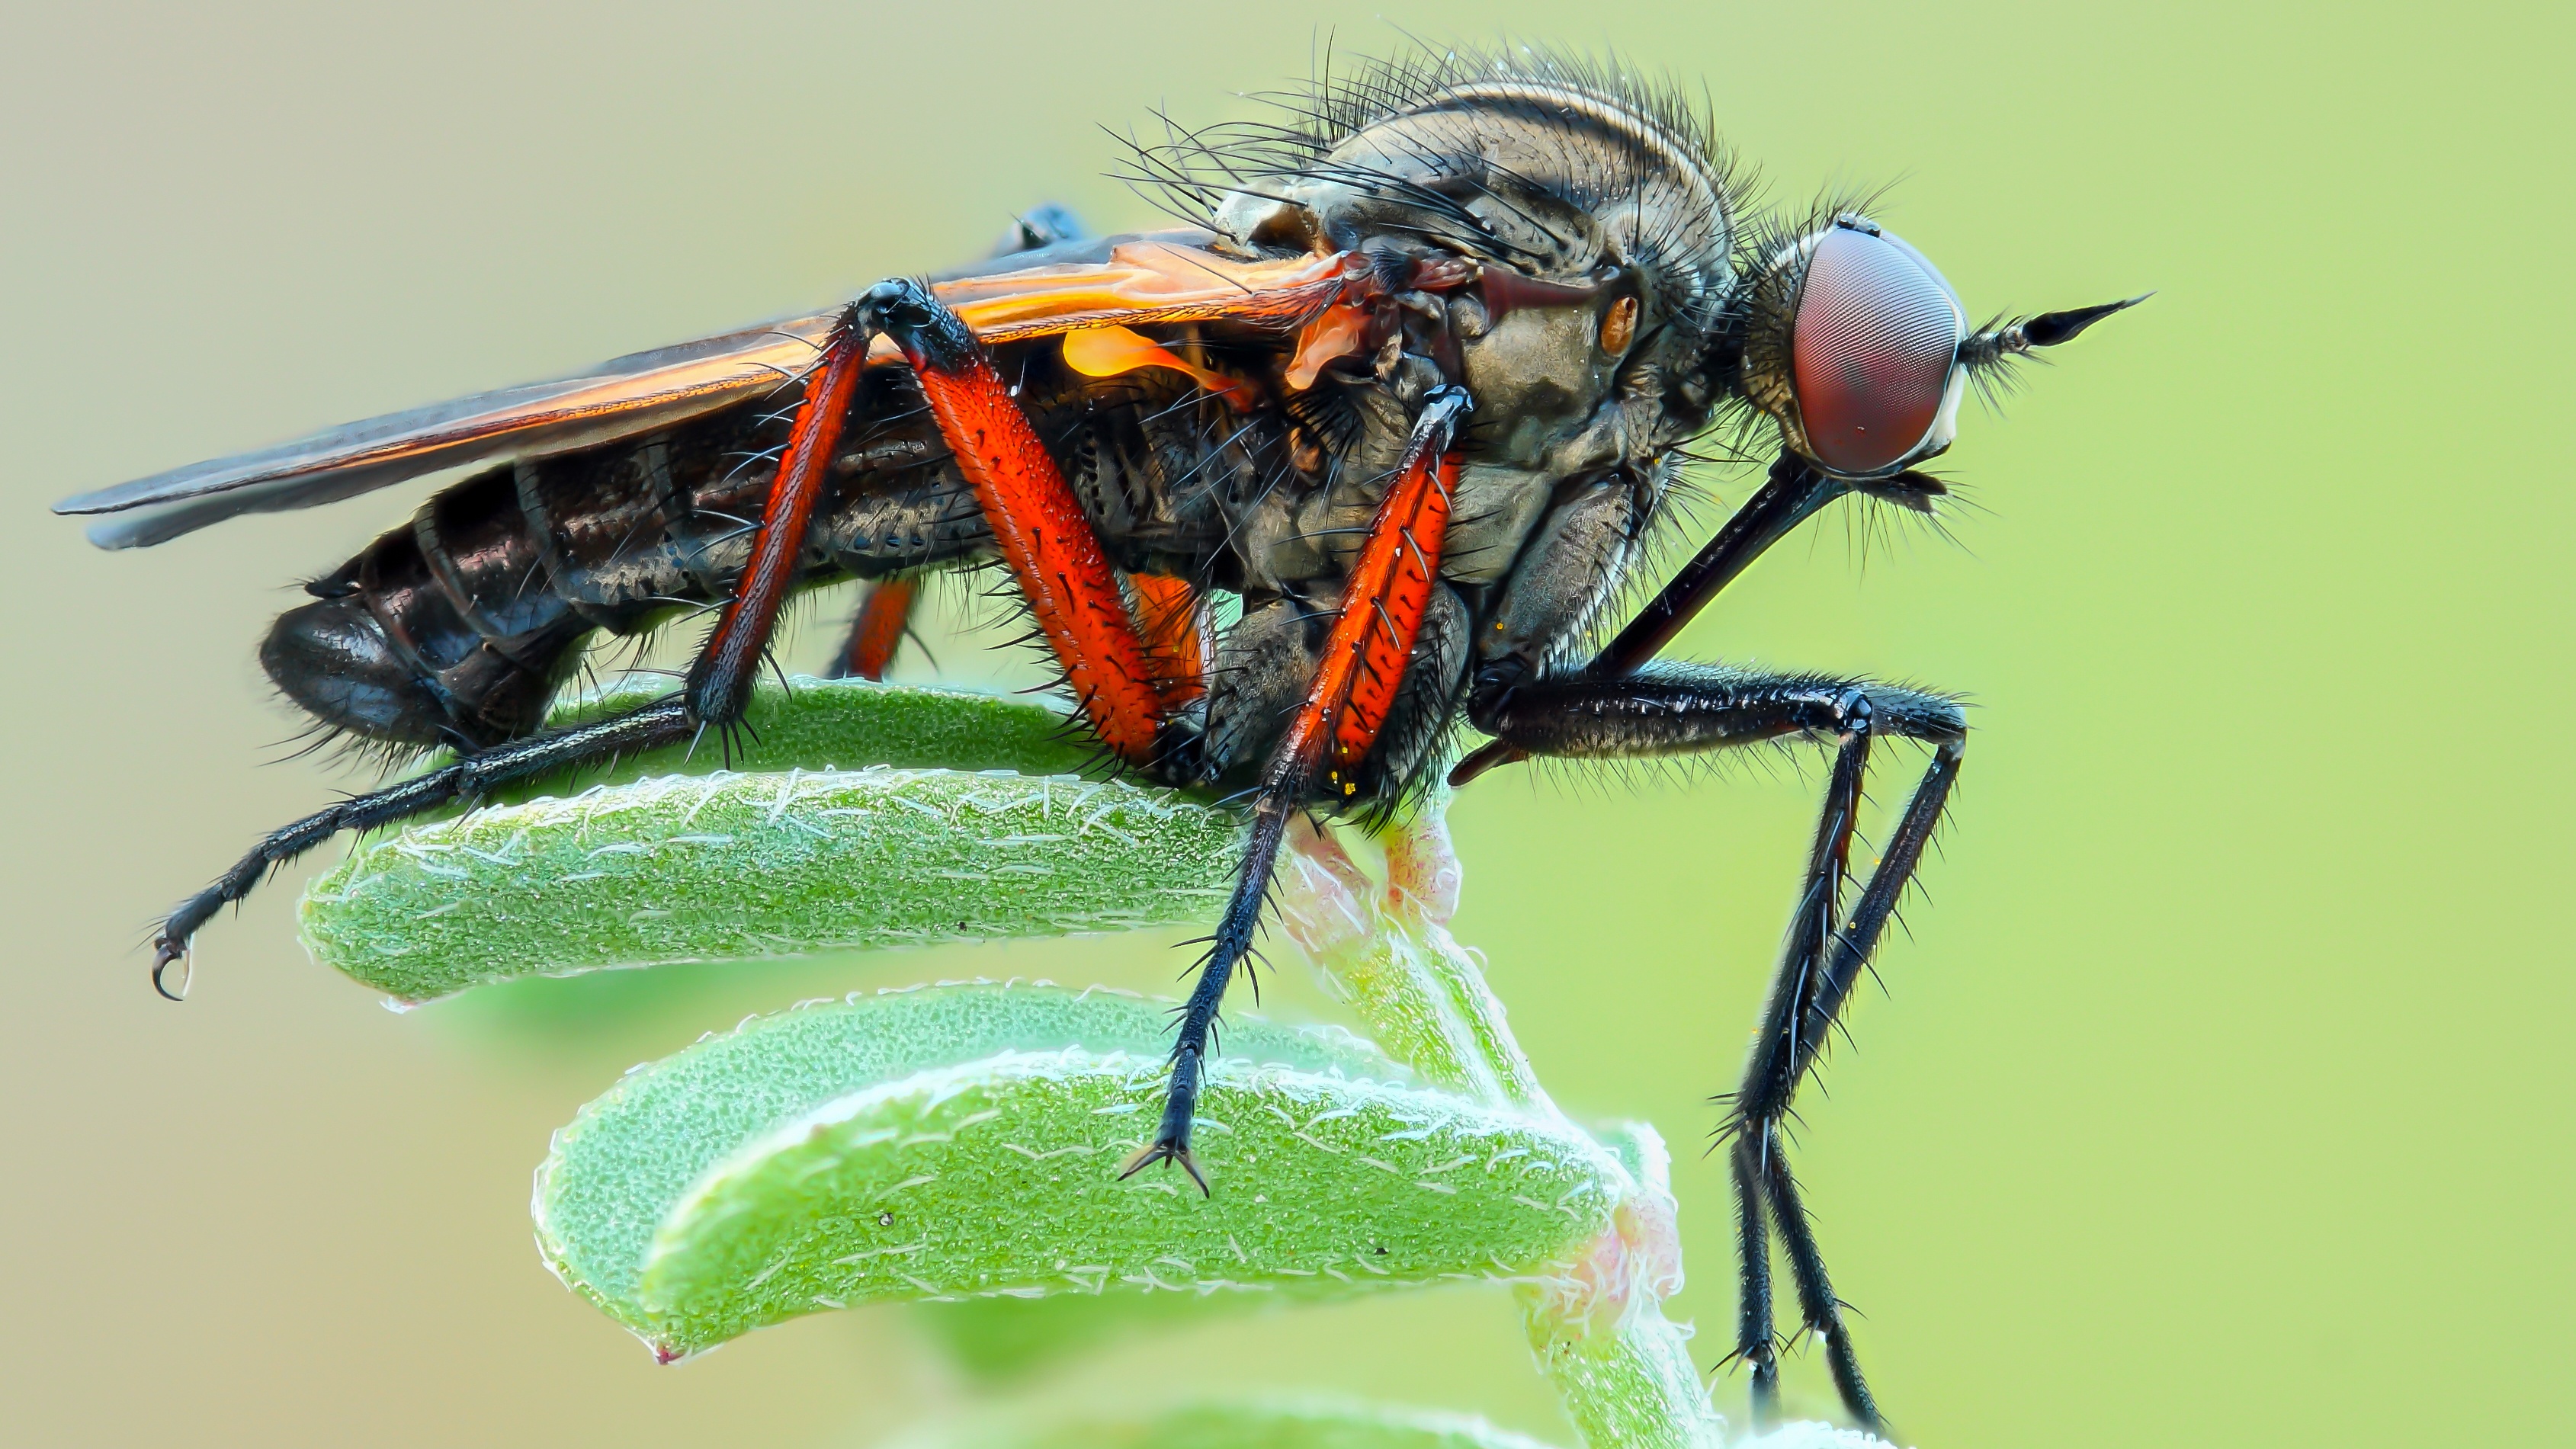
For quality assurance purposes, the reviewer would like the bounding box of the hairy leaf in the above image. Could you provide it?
[300,768,1236,1001]
[534,983,1614,1360]
[643,1053,1613,1357]
[538,982,1403,1352]
[516,675,1105,797]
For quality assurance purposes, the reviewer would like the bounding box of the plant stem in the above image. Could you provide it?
[1285,793,1728,1449]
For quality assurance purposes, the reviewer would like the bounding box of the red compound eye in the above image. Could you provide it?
[1791,222,1966,477]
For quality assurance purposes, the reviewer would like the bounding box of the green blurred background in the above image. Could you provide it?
[3,2,2566,1444]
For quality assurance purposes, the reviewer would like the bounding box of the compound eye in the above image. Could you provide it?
[1791,222,1968,477]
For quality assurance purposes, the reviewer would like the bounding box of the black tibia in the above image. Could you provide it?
[1449,454,1846,785]
[1734,729,1964,1127]
[1729,1125,1875,1431]
[149,697,695,997]
[1122,787,1298,1194]
[1730,731,1959,1431]
[1470,658,1959,1429]
[1760,1124,1878,1429]
[1729,1136,1782,1425]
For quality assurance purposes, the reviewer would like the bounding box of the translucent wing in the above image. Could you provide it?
[56,232,1365,550]
[57,316,841,549]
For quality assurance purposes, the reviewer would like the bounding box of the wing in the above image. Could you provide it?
[57,316,842,549]
[56,231,1366,549]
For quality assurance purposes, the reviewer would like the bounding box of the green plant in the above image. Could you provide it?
[300,676,1892,1449]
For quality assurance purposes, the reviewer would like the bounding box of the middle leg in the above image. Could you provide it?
[1121,386,1471,1189]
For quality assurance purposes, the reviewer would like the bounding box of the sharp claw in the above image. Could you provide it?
[1118,1140,1209,1195]
[150,937,192,1002]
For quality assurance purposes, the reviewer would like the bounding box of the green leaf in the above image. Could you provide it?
[510,675,1106,797]
[899,1398,1567,1449]
[537,981,1400,1351]
[300,768,1236,1002]
[640,1051,1613,1357]
[534,983,1616,1361]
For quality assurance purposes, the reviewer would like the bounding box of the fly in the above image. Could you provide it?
[53,49,2138,1431]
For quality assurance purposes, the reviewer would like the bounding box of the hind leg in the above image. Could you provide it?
[154,277,1185,989]
[149,697,698,997]
[149,296,884,991]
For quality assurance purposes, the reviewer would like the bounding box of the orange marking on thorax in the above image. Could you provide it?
[906,351,1165,764]
[1285,300,1375,390]
[1062,325,1250,410]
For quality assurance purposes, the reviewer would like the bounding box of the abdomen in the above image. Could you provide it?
[263,367,983,749]
[260,352,1246,751]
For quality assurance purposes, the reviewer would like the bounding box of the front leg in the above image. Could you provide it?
[1470,660,1963,1434]
[1449,452,1847,785]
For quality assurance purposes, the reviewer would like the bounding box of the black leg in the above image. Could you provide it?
[153,274,1127,989]
[1469,661,1964,1427]
[1760,1123,1881,1432]
[1121,787,1298,1193]
[150,697,696,995]
[148,296,887,990]
[1736,734,1965,1130]
[1731,1135,1782,1428]
[1448,453,1846,785]
[1121,389,1470,1191]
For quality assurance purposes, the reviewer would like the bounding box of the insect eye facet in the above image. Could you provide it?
[1790,221,1968,478]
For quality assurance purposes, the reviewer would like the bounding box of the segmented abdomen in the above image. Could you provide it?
[261,373,984,750]
[260,345,1264,752]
